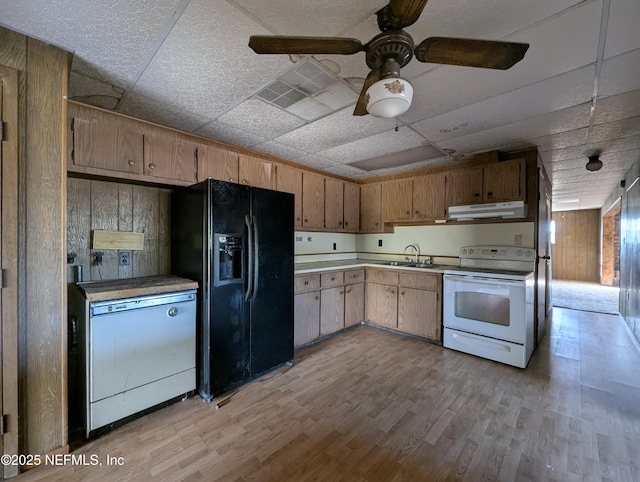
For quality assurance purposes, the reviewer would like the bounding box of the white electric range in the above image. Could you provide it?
[442,245,536,368]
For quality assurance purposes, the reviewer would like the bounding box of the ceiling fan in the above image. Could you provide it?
[249,0,529,118]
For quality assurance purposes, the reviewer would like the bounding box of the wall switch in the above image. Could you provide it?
[295,236,303,242]
[378,239,383,247]
[307,236,312,242]
[514,234,523,245]
[119,251,131,266]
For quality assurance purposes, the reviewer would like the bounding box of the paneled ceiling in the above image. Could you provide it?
[2,0,639,211]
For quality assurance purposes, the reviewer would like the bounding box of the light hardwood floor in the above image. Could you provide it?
[15,308,640,481]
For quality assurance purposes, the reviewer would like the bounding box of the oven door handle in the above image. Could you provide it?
[444,274,524,287]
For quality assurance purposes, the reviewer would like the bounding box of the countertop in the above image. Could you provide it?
[77,275,198,302]
[294,259,452,275]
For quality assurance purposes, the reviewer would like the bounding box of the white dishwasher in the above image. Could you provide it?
[69,276,198,438]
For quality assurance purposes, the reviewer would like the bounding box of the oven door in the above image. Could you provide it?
[443,274,527,344]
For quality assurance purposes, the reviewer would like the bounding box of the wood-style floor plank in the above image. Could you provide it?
[15,307,640,481]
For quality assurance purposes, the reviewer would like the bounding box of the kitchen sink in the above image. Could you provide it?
[378,261,450,269]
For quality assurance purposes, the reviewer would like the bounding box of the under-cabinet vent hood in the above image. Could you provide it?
[448,201,526,221]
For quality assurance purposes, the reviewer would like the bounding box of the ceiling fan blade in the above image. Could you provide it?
[388,0,430,28]
[249,36,364,55]
[414,37,529,70]
[353,70,381,116]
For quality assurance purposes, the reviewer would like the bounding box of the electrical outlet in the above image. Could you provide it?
[514,234,523,245]
[119,251,131,266]
[378,239,383,247]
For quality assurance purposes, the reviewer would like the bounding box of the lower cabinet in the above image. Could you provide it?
[398,288,440,339]
[320,287,345,336]
[365,282,398,328]
[345,282,365,327]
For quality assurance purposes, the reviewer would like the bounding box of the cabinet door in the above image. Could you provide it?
[345,282,364,327]
[446,167,483,206]
[276,164,303,228]
[302,172,325,229]
[398,288,440,341]
[143,132,198,182]
[72,117,143,174]
[343,182,360,232]
[360,183,383,232]
[383,179,412,221]
[365,283,398,328]
[294,291,320,345]
[197,145,239,183]
[324,178,344,230]
[413,173,447,219]
[320,287,345,335]
[483,159,525,202]
[238,153,273,189]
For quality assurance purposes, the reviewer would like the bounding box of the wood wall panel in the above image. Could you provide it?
[552,209,600,282]
[67,178,172,282]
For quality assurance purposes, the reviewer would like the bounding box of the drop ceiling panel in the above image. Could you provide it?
[0,0,183,86]
[599,49,640,98]
[594,90,640,125]
[195,120,268,148]
[117,91,209,132]
[216,99,306,139]
[251,141,310,162]
[131,0,293,119]
[232,0,384,36]
[603,0,640,58]
[274,106,393,153]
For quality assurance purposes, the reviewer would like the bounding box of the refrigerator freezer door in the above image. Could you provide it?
[250,187,295,377]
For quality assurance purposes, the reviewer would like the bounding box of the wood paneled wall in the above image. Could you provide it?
[0,27,69,456]
[67,178,172,283]
[552,209,600,282]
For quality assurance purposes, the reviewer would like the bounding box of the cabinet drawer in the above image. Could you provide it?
[366,268,399,285]
[321,271,344,288]
[399,272,441,291]
[295,274,321,293]
[344,269,365,284]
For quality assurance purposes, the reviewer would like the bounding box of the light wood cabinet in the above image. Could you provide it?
[446,159,525,207]
[294,290,320,345]
[360,183,383,232]
[343,182,360,232]
[383,179,413,222]
[302,172,325,229]
[345,282,365,327]
[324,178,345,230]
[320,286,345,335]
[143,132,198,182]
[412,172,447,220]
[197,144,239,183]
[238,153,274,189]
[398,288,440,340]
[276,164,303,228]
[365,282,398,328]
[71,116,143,175]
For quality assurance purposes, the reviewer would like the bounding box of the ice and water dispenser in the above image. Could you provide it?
[214,234,243,285]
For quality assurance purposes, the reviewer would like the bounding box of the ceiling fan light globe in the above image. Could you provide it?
[365,78,413,118]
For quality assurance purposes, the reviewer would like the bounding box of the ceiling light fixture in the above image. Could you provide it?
[365,58,413,118]
[585,154,603,172]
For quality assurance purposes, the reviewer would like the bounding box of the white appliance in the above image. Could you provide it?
[85,290,196,435]
[443,245,536,368]
[447,201,526,220]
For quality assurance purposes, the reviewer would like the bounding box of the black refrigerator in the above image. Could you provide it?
[171,178,294,401]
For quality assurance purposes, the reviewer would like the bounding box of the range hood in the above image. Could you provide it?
[448,201,526,221]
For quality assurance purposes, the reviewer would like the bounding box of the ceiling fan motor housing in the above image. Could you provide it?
[366,31,414,71]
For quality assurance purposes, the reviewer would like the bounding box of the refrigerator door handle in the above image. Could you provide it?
[245,215,254,301]
[251,215,259,300]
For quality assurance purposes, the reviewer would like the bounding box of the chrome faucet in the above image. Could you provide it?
[403,244,420,263]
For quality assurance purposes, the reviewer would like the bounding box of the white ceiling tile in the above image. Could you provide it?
[216,99,306,139]
[117,91,209,132]
[603,0,640,58]
[251,141,310,162]
[195,120,268,148]
[594,90,640,124]
[132,0,293,119]
[599,49,640,98]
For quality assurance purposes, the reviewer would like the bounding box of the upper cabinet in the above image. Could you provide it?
[360,183,383,233]
[324,178,345,230]
[276,164,303,229]
[343,182,360,232]
[198,144,239,183]
[143,131,198,182]
[302,172,325,230]
[446,158,525,207]
[383,173,446,223]
[70,107,143,175]
[238,153,274,189]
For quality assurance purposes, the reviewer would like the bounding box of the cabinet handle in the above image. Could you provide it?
[340,290,344,294]
[304,218,309,223]
[415,210,420,214]
[375,222,379,226]
[128,160,135,166]
[241,179,247,184]
[487,191,493,197]
[148,163,155,170]
[331,277,335,281]
[314,295,319,300]
[304,281,309,285]
[405,210,410,215]
[474,192,480,197]
[346,289,351,293]
[391,290,395,294]
[338,221,343,226]
[229,177,235,182]
[296,217,301,221]
[344,222,348,226]
[401,291,406,295]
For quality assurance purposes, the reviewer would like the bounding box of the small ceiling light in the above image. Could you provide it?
[585,154,603,172]
[366,77,413,118]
